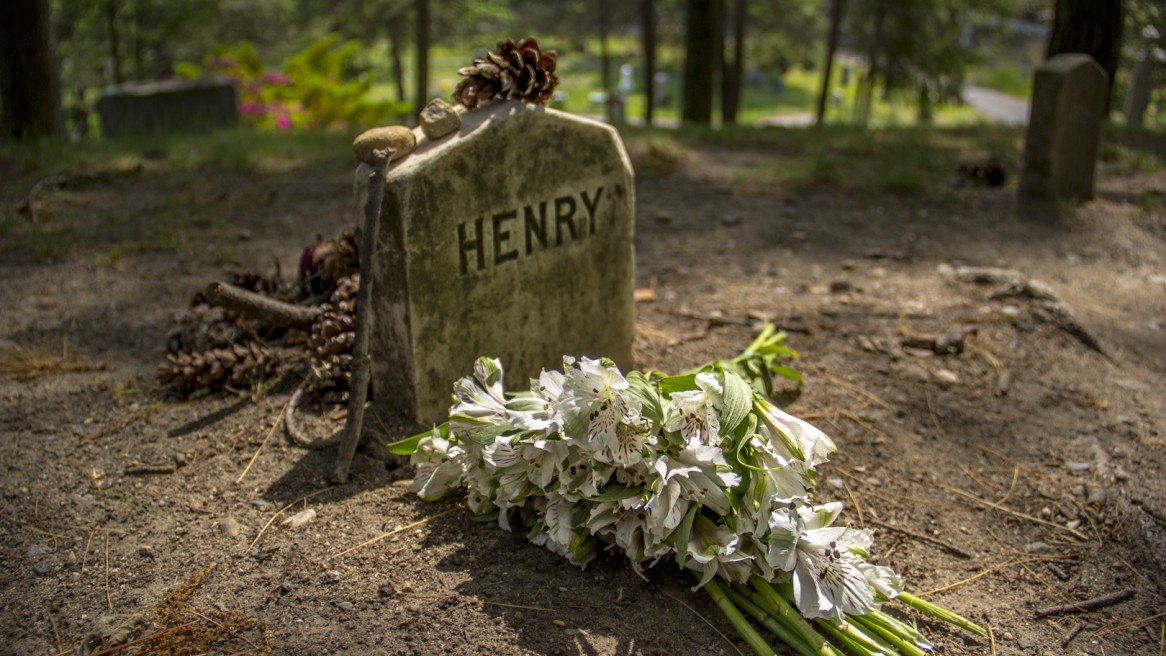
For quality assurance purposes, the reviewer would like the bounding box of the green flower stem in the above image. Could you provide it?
[813,620,883,656]
[748,576,842,656]
[704,579,777,656]
[726,586,817,656]
[850,615,927,656]
[897,592,987,637]
[865,610,931,649]
[815,619,895,656]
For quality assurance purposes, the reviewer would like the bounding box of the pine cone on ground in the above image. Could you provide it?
[306,275,359,390]
[453,37,559,110]
[165,304,247,354]
[158,342,288,397]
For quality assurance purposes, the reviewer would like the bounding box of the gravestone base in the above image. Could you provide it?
[365,100,636,426]
[1019,54,1108,203]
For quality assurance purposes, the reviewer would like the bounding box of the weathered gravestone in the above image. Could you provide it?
[1019,54,1108,203]
[96,78,237,139]
[359,100,635,425]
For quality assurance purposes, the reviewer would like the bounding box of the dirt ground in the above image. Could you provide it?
[1,129,1164,656]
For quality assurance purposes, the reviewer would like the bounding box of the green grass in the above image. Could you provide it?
[968,64,1032,98]
[619,122,1026,198]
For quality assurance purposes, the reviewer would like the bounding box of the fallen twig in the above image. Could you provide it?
[104,532,113,611]
[205,281,321,328]
[869,519,972,559]
[938,483,1089,540]
[1061,623,1084,648]
[334,148,392,483]
[332,507,459,559]
[123,464,176,476]
[245,489,330,553]
[235,388,300,485]
[1035,588,1136,619]
[284,378,342,449]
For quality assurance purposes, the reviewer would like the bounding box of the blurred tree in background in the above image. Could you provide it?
[0,0,1161,141]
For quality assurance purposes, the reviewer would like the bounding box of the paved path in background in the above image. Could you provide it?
[963,85,1029,126]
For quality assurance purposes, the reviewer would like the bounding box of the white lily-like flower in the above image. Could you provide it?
[754,396,836,468]
[664,372,724,446]
[765,502,875,620]
[409,430,467,502]
[556,356,642,453]
[685,515,754,589]
[645,444,742,535]
[556,449,612,501]
[448,357,511,440]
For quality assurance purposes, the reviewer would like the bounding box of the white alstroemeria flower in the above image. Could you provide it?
[646,444,742,532]
[557,356,641,453]
[448,357,510,440]
[685,515,754,589]
[409,431,466,502]
[587,501,670,576]
[521,438,570,489]
[754,396,836,468]
[664,372,724,446]
[765,503,875,620]
[556,450,612,501]
[482,434,524,471]
[741,436,812,530]
[602,419,655,467]
[532,368,566,404]
[858,562,903,603]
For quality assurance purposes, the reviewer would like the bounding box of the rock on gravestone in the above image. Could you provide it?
[96,78,237,139]
[359,100,636,425]
[1020,54,1108,203]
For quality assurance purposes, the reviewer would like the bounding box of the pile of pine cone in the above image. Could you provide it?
[159,228,360,400]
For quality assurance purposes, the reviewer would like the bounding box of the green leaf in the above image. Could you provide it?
[386,433,424,455]
[719,370,753,434]
[658,373,698,395]
[672,504,699,567]
[770,364,803,383]
[625,370,665,424]
[587,484,643,502]
[464,422,516,445]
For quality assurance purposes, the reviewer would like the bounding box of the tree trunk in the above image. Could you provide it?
[815,0,844,125]
[598,0,614,123]
[1046,0,1123,114]
[1123,49,1155,128]
[389,18,406,103]
[414,0,429,121]
[854,2,884,126]
[641,0,656,125]
[0,0,63,140]
[721,0,745,125]
[105,0,124,84]
[682,0,717,125]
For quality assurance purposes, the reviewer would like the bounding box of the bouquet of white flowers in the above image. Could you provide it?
[390,326,984,656]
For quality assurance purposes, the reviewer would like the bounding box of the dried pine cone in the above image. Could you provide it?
[453,37,559,110]
[158,342,288,397]
[307,275,359,389]
[165,304,247,354]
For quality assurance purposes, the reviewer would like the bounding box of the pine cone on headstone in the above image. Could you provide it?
[453,37,559,110]
[158,342,286,397]
[306,274,359,390]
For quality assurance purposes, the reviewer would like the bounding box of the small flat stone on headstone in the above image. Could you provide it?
[419,98,461,141]
[353,126,416,166]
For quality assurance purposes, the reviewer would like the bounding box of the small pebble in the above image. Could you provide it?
[282,508,316,529]
[401,582,415,593]
[326,570,341,583]
[219,516,241,537]
[33,562,52,576]
[934,369,959,385]
[352,126,416,165]
[280,581,294,594]
[1001,631,1015,641]
[1065,462,1091,473]
[419,98,461,141]
[1086,485,1107,506]
[337,601,355,612]
[138,545,155,558]
[552,619,566,628]
[26,544,51,558]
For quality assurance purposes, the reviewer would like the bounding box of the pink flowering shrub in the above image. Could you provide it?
[176,35,408,132]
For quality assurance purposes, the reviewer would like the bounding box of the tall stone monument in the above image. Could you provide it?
[362,100,635,425]
[1019,54,1108,203]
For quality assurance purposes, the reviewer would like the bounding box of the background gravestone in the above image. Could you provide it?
[1019,54,1108,203]
[361,100,636,425]
[96,78,237,139]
